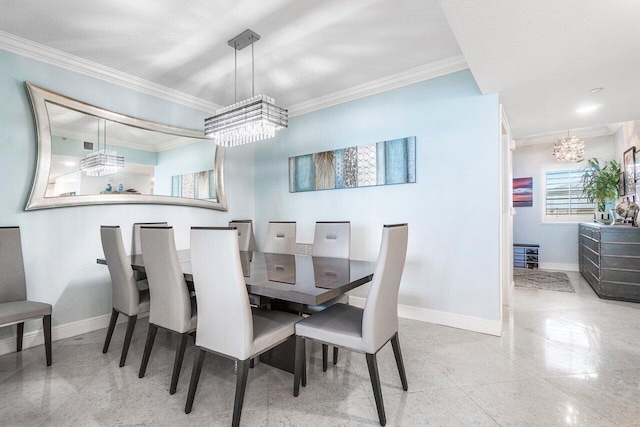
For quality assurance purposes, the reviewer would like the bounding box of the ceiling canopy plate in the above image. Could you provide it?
[228,29,261,50]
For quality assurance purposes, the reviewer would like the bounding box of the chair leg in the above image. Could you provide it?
[333,346,339,365]
[138,324,158,378]
[232,359,251,427]
[16,322,24,352]
[43,315,52,367]
[322,344,328,372]
[103,309,119,353]
[366,353,386,426]
[119,315,137,367]
[390,333,408,391]
[170,332,190,395]
[293,336,304,397]
[302,339,307,387]
[185,348,206,414]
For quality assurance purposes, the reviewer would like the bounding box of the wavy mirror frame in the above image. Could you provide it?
[24,82,227,211]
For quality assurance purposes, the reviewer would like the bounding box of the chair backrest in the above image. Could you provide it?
[264,221,296,255]
[362,224,408,353]
[141,226,192,333]
[132,222,168,255]
[190,227,254,360]
[0,227,27,303]
[312,221,351,258]
[100,226,140,316]
[229,220,257,252]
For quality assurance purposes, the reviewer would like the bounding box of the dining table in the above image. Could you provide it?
[97,250,377,373]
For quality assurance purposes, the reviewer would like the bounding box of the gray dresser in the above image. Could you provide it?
[579,223,640,302]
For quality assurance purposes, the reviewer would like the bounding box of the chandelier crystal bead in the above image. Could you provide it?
[78,119,124,176]
[204,95,287,147]
[553,132,585,162]
[205,29,287,147]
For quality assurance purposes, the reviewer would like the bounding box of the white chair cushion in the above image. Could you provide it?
[136,279,149,292]
[189,298,198,331]
[251,308,301,357]
[303,294,349,315]
[0,300,52,326]
[138,289,150,314]
[295,303,366,353]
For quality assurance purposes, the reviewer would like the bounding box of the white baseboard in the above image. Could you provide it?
[539,262,579,272]
[348,296,502,337]
[0,311,139,357]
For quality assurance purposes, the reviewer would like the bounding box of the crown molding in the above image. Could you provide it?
[515,125,620,148]
[287,54,468,117]
[0,30,221,113]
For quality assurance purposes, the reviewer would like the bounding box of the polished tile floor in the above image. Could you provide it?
[2,271,640,426]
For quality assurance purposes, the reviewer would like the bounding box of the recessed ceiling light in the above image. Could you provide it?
[589,87,604,94]
[576,104,602,114]
[64,161,76,166]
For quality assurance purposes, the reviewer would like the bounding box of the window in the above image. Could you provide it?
[542,167,593,223]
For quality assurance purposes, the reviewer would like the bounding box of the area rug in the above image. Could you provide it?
[514,269,575,293]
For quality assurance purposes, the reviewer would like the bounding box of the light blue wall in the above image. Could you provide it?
[155,139,216,196]
[0,49,255,343]
[254,71,502,322]
[52,135,158,165]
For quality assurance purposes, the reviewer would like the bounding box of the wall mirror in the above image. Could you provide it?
[24,82,227,211]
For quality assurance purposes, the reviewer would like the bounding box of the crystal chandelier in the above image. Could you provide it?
[205,29,287,147]
[79,118,124,176]
[553,131,585,162]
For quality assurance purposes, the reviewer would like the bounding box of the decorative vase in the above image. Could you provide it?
[595,210,613,225]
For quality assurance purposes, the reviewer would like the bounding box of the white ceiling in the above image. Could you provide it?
[439,0,640,139]
[7,1,635,140]
[0,0,462,109]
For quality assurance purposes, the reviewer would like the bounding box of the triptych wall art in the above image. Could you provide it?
[171,169,217,200]
[289,136,416,193]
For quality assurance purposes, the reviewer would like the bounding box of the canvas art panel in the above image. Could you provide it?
[513,177,533,207]
[289,137,416,192]
[171,169,216,200]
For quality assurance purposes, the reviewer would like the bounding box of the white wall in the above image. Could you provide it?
[513,136,615,270]
[254,71,503,335]
[0,48,255,351]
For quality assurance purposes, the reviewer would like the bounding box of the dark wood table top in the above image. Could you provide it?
[97,250,376,306]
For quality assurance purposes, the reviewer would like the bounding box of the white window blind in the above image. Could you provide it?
[545,169,594,217]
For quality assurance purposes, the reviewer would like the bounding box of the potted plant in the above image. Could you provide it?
[581,158,621,224]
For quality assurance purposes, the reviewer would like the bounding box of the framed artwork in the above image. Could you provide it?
[289,137,416,192]
[619,172,625,197]
[171,169,217,200]
[513,177,533,207]
[623,147,636,195]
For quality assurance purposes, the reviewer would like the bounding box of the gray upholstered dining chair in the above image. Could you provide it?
[0,227,52,366]
[264,221,296,255]
[100,225,150,367]
[230,220,267,310]
[185,227,302,427]
[293,224,409,426]
[312,221,351,259]
[138,226,197,395]
[228,220,257,252]
[132,222,169,255]
[309,221,351,369]
[131,222,168,283]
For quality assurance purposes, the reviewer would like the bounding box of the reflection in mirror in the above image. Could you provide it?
[25,82,226,211]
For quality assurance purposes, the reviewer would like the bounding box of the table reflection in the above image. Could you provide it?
[312,257,350,289]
